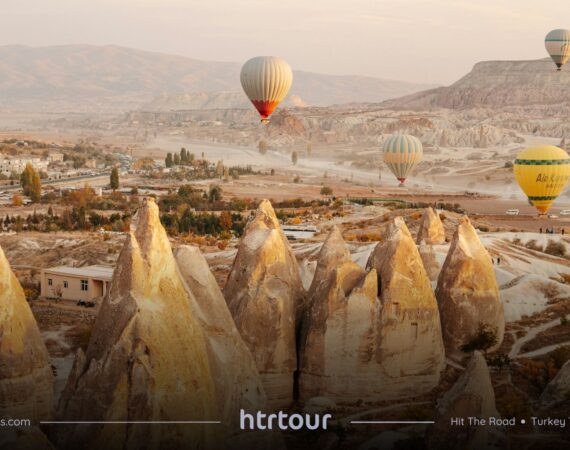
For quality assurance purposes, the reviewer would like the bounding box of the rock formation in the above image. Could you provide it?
[0,244,53,422]
[416,207,445,245]
[427,352,505,450]
[436,216,504,358]
[299,227,380,401]
[224,200,305,408]
[57,198,220,450]
[366,217,446,399]
[540,359,570,406]
[418,241,441,281]
[0,427,55,450]
[174,245,267,430]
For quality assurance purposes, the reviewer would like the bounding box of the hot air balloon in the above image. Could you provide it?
[382,134,423,186]
[545,29,570,71]
[513,145,570,214]
[240,56,293,123]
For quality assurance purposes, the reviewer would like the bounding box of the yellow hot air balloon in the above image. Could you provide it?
[382,134,423,186]
[513,145,570,214]
[240,56,293,123]
[545,29,570,71]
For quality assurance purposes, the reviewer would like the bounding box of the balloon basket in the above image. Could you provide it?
[260,118,270,125]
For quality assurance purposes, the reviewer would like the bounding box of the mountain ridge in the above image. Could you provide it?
[0,44,434,112]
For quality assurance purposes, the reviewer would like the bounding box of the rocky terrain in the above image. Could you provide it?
[1,202,570,448]
[0,45,432,112]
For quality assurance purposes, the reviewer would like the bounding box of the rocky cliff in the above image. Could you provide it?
[383,58,570,110]
[366,217,445,399]
[0,244,53,422]
[417,208,445,245]
[174,245,267,431]
[427,352,505,450]
[436,216,505,359]
[299,228,380,401]
[57,198,220,450]
[224,200,305,409]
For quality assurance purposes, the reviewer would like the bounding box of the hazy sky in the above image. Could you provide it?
[2,0,568,84]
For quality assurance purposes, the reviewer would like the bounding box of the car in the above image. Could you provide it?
[560,209,570,216]
[505,209,519,216]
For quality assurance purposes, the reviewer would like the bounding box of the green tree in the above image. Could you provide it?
[110,167,120,191]
[20,163,41,203]
[173,153,181,165]
[208,184,222,203]
[165,153,173,168]
[180,147,188,164]
[291,151,298,165]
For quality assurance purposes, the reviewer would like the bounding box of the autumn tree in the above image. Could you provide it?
[219,211,233,230]
[12,193,23,206]
[20,163,41,203]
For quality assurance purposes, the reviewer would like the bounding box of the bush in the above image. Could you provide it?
[460,323,498,354]
[486,352,511,368]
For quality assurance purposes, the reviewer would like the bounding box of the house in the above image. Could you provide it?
[41,265,114,301]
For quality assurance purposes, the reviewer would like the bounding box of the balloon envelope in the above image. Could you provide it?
[513,145,570,214]
[240,56,293,121]
[382,134,423,185]
[545,29,570,70]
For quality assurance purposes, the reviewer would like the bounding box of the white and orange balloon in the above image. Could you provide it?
[240,56,293,122]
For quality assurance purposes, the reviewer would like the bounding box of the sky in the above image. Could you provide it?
[2,0,569,85]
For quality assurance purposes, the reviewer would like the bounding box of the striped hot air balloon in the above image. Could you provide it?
[382,134,423,186]
[545,29,570,71]
[514,145,570,214]
[240,56,293,123]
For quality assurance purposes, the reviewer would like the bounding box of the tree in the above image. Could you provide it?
[219,211,233,231]
[258,140,268,155]
[12,193,23,206]
[173,153,181,165]
[208,184,222,203]
[165,153,173,168]
[20,163,41,203]
[180,147,187,163]
[320,186,333,196]
[110,167,120,191]
[460,323,498,355]
[291,151,298,165]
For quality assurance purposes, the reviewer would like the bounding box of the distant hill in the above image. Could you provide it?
[382,58,570,110]
[0,45,434,112]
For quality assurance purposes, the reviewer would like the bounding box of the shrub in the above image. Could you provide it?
[460,323,498,354]
[525,240,544,252]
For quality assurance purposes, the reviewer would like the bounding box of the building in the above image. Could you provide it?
[0,156,48,176]
[48,152,64,163]
[41,265,114,301]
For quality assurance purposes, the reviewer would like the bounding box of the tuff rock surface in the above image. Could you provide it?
[57,198,220,450]
[224,200,305,408]
[416,207,445,245]
[436,216,504,358]
[0,244,53,422]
